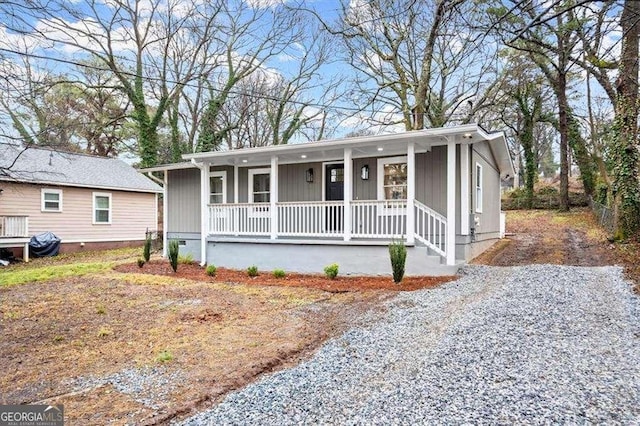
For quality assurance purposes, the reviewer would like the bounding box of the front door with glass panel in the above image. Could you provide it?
[325,164,344,232]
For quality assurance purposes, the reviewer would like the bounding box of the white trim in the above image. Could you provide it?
[162,171,168,258]
[376,155,408,201]
[60,237,148,243]
[41,188,63,212]
[475,163,483,213]
[209,170,227,204]
[233,165,239,204]
[406,143,415,245]
[460,144,470,235]
[446,142,456,266]
[248,167,271,204]
[92,192,112,225]
[343,148,352,241]
[0,178,162,194]
[199,162,210,266]
[270,156,278,240]
[321,161,344,202]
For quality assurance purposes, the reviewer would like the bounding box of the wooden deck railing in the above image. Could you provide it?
[0,215,29,238]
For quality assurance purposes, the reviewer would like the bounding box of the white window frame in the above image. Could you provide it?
[93,192,112,225]
[248,167,271,217]
[475,163,483,213]
[377,156,408,215]
[41,188,63,212]
[209,170,227,204]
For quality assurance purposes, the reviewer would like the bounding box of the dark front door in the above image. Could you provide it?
[325,164,344,232]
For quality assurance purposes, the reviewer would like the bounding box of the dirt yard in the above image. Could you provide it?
[0,249,452,425]
[473,209,640,289]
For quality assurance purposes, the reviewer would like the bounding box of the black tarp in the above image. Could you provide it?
[29,232,61,257]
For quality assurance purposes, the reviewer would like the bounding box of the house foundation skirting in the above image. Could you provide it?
[205,240,460,276]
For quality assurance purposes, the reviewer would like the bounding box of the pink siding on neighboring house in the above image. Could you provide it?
[0,182,156,242]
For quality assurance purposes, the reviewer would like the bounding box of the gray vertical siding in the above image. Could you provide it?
[353,158,377,200]
[472,141,501,234]
[167,168,201,233]
[416,146,447,216]
[279,163,322,201]
[210,165,234,202]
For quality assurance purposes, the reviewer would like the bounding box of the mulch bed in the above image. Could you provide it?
[114,260,456,292]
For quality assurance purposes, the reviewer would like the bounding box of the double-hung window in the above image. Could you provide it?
[475,163,483,213]
[377,156,408,215]
[41,189,62,212]
[210,171,227,204]
[248,168,270,216]
[93,192,112,224]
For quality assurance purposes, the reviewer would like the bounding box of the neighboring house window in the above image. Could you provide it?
[377,156,408,200]
[210,171,227,204]
[93,192,112,224]
[248,168,270,203]
[41,189,62,212]
[475,163,483,213]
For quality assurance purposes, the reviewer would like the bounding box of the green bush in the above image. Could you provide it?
[247,265,259,277]
[389,241,407,284]
[178,254,194,264]
[137,258,145,268]
[168,240,179,272]
[206,264,217,277]
[273,269,286,279]
[143,235,152,262]
[324,263,339,280]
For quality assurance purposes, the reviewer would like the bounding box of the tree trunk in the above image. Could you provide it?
[612,0,640,239]
[556,72,570,211]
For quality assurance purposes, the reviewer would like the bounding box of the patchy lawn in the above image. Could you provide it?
[0,248,451,425]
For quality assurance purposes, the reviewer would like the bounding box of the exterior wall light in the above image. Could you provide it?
[306,168,314,183]
[361,165,369,180]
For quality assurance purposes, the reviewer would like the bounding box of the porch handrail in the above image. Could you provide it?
[0,215,29,238]
[277,201,343,237]
[413,200,446,257]
[350,199,407,239]
[208,203,270,236]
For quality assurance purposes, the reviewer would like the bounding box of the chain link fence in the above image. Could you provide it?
[588,197,615,234]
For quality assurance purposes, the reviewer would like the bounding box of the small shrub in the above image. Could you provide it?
[96,304,106,315]
[273,269,286,279]
[143,235,152,262]
[97,326,112,338]
[156,350,173,363]
[324,263,339,280]
[389,241,407,284]
[168,240,179,272]
[137,258,145,268]
[247,265,259,277]
[206,264,217,277]
[178,254,194,264]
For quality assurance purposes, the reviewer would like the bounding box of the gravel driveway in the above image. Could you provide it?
[181,265,640,425]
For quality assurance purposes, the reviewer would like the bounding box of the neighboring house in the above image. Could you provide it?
[0,144,163,260]
[141,124,514,276]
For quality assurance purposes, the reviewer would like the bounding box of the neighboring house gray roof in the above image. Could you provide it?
[0,144,162,193]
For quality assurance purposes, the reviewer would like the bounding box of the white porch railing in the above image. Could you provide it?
[414,200,446,256]
[208,200,447,257]
[350,200,406,239]
[208,203,270,236]
[0,216,29,238]
[278,201,343,237]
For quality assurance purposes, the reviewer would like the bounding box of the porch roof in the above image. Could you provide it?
[142,124,514,179]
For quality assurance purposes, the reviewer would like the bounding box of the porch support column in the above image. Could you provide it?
[460,143,470,235]
[270,155,279,240]
[343,148,352,241]
[199,161,210,266]
[163,171,168,257]
[233,164,239,235]
[406,142,415,245]
[446,142,456,266]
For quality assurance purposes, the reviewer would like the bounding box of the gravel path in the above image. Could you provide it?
[181,265,640,425]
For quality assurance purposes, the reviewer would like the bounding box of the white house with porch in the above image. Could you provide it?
[142,124,513,276]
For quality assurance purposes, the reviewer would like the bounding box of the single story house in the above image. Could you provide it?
[142,124,514,276]
[0,144,163,260]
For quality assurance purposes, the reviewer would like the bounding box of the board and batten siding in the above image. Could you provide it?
[166,168,200,233]
[472,141,501,235]
[0,181,156,241]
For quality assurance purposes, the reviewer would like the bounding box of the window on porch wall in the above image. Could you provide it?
[378,156,408,200]
[210,171,226,204]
